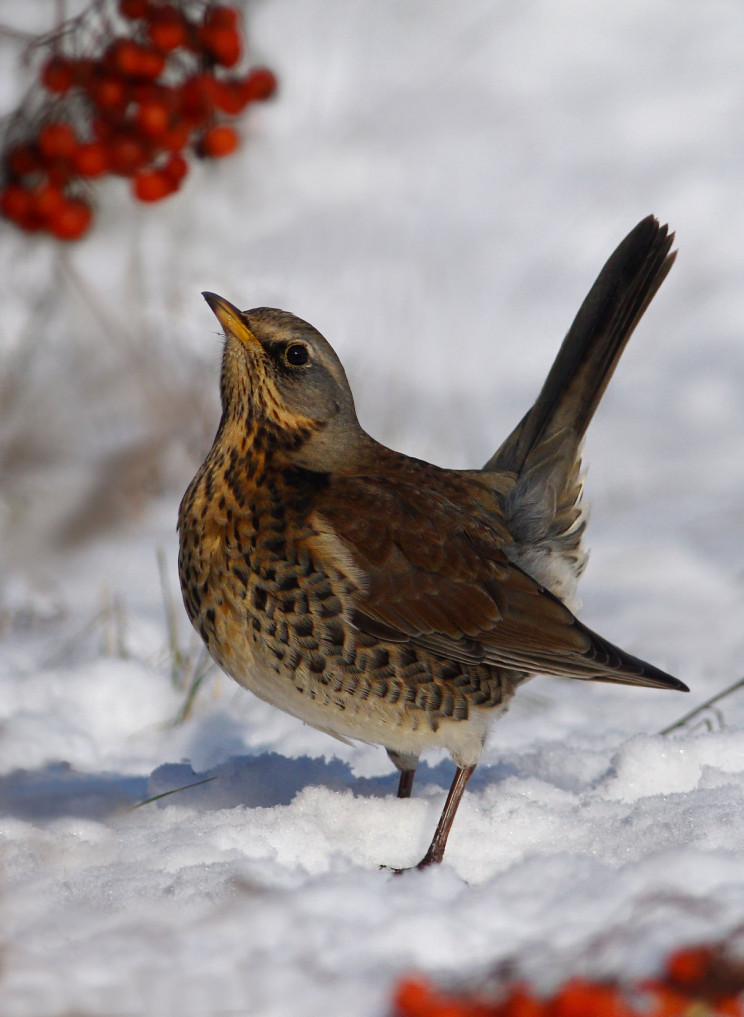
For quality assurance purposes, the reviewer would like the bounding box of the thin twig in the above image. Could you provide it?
[172,649,214,724]
[0,23,38,42]
[157,546,186,687]
[660,675,744,735]
[130,775,217,810]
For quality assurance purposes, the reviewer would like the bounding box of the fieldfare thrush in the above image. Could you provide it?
[178,215,688,870]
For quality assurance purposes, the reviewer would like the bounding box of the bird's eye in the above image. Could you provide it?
[285,344,309,366]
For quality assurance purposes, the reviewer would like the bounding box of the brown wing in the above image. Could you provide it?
[308,474,687,691]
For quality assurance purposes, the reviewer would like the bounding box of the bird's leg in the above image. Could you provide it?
[386,748,418,800]
[396,767,416,799]
[414,763,476,869]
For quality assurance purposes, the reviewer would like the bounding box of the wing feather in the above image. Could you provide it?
[305,473,685,690]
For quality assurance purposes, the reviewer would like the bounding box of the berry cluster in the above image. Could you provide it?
[392,945,744,1017]
[0,0,277,240]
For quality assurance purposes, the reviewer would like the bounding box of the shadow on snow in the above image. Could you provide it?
[0,753,517,821]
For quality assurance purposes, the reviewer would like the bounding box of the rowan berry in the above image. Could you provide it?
[31,181,66,222]
[37,122,77,161]
[6,144,39,177]
[133,168,173,201]
[199,25,241,67]
[41,56,75,94]
[48,197,92,239]
[71,141,109,177]
[147,7,188,52]
[0,184,32,222]
[134,99,171,138]
[162,151,188,185]
[241,67,278,102]
[119,0,150,17]
[200,124,238,158]
[666,946,715,989]
[107,133,149,175]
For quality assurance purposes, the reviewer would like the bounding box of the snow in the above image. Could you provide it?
[2,1,744,1014]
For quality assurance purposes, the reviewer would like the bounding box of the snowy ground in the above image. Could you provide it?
[2,1,744,1015]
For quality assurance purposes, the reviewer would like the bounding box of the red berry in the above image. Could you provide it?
[88,73,129,113]
[213,80,248,115]
[161,151,188,185]
[241,67,278,102]
[133,168,174,202]
[71,141,109,177]
[549,980,629,1017]
[201,3,241,65]
[503,986,546,1017]
[178,74,217,125]
[130,82,156,104]
[716,996,744,1017]
[106,39,165,80]
[0,184,33,222]
[119,0,150,17]
[200,124,239,158]
[666,946,715,989]
[392,977,435,1017]
[46,162,72,187]
[137,47,167,80]
[107,133,149,175]
[49,198,92,240]
[147,7,188,51]
[134,99,171,138]
[103,39,137,76]
[91,116,114,141]
[71,58,96,87]
[643,984,688,1017]
[161,122,190,152]
[6,144,39,178]
[37,122,77,161]
[31,182,65,223]
[204,5,238,30]
[41,56,75,94]
[198,24,241,67]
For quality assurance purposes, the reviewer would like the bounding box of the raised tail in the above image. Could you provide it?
[487,216,675,474]
[486,216,676,609]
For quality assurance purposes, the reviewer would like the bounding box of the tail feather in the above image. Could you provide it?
[486,215,675,476]
[483,216,675,610]
[575,616,689,691]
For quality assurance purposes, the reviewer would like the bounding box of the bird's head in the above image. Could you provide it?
[203,293,364,472]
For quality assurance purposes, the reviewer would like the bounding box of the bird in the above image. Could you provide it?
[178,215,688,870]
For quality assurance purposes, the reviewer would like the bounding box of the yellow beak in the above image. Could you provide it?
[202,292,260,349]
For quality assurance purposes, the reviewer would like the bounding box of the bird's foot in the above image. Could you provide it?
[381,847,443,875]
